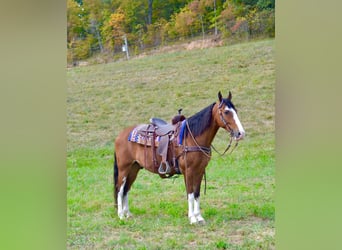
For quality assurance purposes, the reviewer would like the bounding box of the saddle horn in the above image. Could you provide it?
[172,108,186,125]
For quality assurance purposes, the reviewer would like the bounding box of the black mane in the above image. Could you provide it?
[185,103,216,137]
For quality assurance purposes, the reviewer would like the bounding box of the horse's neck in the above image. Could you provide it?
[193,121,219,147]
[186,106,220,147]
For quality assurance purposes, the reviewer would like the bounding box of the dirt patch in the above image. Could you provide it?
[136,36,224,58]
[186,37,223,50]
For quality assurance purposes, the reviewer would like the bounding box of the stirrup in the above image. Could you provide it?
[158,161,171,174]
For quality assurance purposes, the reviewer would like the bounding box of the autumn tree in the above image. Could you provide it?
[173,6,199,37]
[67,0,87,42]
[82,0,105,53]
[102,8,127,52]
[188,0,206,39]
[67,0,93,63]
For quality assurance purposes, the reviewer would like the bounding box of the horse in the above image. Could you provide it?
[113,91,245,224]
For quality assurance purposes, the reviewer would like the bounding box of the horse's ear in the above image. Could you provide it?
[218,91,223,102]
[228,91,232,100]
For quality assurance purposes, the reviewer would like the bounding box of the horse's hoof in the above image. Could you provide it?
[197,219,206,225]
[125,212,133,218]
[189,216,197,224]
[196,215,205,224]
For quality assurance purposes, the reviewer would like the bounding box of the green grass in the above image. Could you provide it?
[67,39,275,249]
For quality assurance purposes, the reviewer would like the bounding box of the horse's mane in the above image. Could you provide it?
[185,103,216,137]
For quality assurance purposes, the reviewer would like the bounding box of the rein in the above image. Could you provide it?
[184,120,211,158]
[213,107,239,156]
[211,137,238,156]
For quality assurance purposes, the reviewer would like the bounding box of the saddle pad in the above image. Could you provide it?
[178,120,187,145]
[128,127,160,147]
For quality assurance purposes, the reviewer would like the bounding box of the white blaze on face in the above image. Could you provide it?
[225,106,245,136]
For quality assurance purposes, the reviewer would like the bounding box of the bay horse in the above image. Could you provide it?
[113,91,245,224]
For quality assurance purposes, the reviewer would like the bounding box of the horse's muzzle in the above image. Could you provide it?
[234,131,245,141]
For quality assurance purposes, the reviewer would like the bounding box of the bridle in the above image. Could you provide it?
[213,101,239,156]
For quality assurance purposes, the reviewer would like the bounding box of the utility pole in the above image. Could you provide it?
[122,35,129,60]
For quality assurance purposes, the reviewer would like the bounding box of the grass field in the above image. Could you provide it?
[67,39,275,249]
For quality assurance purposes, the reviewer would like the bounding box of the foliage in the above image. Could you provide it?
[67,0,88,42]
[256,0,275,9]
[173,6,199,37]
[142,19,168,48]
[108,9,126,43]
[67,0,275,63]
[68,35,95,62]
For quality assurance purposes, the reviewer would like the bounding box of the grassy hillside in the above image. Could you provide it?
[67,39,275,249]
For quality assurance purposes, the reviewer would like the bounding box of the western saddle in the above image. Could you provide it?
[135,110,186,178]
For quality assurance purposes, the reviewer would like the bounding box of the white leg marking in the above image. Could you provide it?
[194,197,200,216]
[194,197,205,223]
[188,193,197,224]
[122,193,132,218]
[117,177,126,219]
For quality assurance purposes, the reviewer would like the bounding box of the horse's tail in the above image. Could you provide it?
[113,151,119,207]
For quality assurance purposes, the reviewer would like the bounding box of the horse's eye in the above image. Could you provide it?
[224,110,230,115]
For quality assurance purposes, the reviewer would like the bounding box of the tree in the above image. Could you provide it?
[148,0,153,25]
[119,0,147,33]
[82,0,105,53]
[218,2,237,37]
[101,8,127,52]
[173,6,201,38]
[109,9,126,40]
[67,0,92,63]
[256,0,275,9]
[67,0,88,43]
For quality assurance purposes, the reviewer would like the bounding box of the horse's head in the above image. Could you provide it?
[216,91,245,141]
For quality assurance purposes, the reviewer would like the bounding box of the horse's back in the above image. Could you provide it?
[115,126,135,145]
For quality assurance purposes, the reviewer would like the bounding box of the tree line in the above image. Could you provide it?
[67,0,275,64]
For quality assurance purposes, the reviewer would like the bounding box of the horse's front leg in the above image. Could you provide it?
[193,195,205,223]
[186,171,206,224]
[188,193,197,224]
[188,192,205,224]
[122,193,132,218]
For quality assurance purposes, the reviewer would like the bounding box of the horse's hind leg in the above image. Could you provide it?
[122,163,141,218]
[114,153,127,219]
[116,162,141,219]
[117,176,127,219]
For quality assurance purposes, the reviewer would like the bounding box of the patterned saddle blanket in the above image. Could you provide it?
[127,125,161,147]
